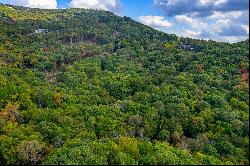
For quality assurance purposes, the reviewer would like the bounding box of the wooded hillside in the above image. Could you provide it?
[0,4,249,165]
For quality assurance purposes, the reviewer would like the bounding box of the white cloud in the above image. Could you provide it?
[241,25,249,34]
[9,0,57,9]
[177,29,201,39]
[154,0,248,43]
[69,0,120,13]
[185,29,200,38]
[208,11,242,19]
[198,0,213,6]
[154,0,249,17]
[175,15,193,24]
[138,15,172,28]
[173,12,248,43]
[175,15,207,29]
[210,19,230,33]
[198,0,228,6]
[214,0,227,6]
[221,36,248,43]
[174,28,248,43]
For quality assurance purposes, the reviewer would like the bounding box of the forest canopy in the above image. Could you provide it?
[0,3,249,165]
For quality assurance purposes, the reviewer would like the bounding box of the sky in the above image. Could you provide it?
[0,0,249,43]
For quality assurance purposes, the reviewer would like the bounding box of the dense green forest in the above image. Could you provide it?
[0,4,249,165]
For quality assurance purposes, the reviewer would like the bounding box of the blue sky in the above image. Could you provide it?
[1,0,249,43]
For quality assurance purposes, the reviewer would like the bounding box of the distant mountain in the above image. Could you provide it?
[0,4,249,165]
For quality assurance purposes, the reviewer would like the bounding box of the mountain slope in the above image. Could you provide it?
[0,4,249,165]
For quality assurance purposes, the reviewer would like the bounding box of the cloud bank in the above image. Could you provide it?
[138,15,172,29]
[69,0,121,13]
[150,0,249,43]
[154,0,249,17]
[8,0,57,9]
